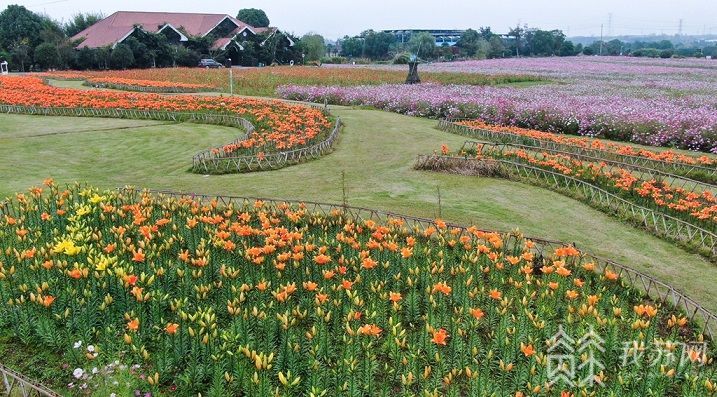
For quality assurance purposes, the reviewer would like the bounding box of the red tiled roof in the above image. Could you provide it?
[71,11,254,48]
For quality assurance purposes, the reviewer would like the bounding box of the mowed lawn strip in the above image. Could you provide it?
[0,109,715,315]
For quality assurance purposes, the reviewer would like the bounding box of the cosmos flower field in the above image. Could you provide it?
[279,57,717,153]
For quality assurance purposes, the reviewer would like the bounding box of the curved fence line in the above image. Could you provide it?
[415,154,717,258]
[0,104,250,127]
[0,104,339,174]
[43,76,216,94]
[190,118,342,174]
[113,187,716,343]
[461,140,716,193]
[438,119,717,181]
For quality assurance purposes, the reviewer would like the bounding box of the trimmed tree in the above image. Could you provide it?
[300,33,325,62]
[237,9,269,28]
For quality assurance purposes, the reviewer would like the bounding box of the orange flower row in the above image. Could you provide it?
[0,76,332,155]
[458,120,716,167]
[41,72,215,90]
[503,149,717,226]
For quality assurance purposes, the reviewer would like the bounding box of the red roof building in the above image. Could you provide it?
[71,11,261,50]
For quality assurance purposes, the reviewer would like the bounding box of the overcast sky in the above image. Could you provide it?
[12,0,717,39]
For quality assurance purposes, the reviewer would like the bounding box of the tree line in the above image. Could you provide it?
[334,25,717,63]
[2,3,715,71]
[334,27,581,62]
[0,5,314,71]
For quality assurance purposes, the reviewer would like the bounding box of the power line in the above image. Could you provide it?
[25,0,69,7]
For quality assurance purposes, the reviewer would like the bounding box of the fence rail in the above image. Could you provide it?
[0,104,338,174]
[415,154,717,259]
[0,104,251,127]
[190,118,342,173]
[438,119,717,181]
[0,364,60,396]
[117,187,717,343]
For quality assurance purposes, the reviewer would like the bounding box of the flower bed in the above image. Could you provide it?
[278,82,717,153]
[0,183,714,395]
[41,67,542,97]
[456,120,716,167]
[0,76,332,156]
[42,72,216,92]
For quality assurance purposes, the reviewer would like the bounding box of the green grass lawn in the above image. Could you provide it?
[1,108,716,317]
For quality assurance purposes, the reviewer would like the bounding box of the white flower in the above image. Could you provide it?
[72,368,84,379]
[73,341,82,349]
[91,367,99,375]
[110,394,117,397]
[86,345,95,353]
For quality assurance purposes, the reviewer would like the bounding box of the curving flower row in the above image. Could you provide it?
[0,76,332,155]
[0,182,714,395]
[42,72,216,91]
[445,143,717,232]
[456,120,717,167]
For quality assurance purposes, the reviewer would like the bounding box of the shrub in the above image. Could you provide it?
[393,52,411,64]
[33,42,59,70]
[110,44,134,69]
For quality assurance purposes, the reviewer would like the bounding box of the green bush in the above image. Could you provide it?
[33,42,60,70]
[110,44,134,69]
[393,52,410,64]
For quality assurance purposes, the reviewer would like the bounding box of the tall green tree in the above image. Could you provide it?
[299,33,325,62]
[559,40,576,56]
[75,46,97,69]
[361,30,395,59]
[339,36,363,58]
[529,29,565,56]
[488,35,505,58]
[10,42,31,71]
[38,15,65,44]
[33,42,59,69]
[0,5,45,49]
[237,8,269,28]
[479,27,495,40]
[508,25,525,56]
[408,31,436,59]
[110,43,134,69]
[64,12,104,37]
[457,29,481,57]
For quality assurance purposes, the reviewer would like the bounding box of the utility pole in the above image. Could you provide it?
[678,19,683,36]
[228,58,233,95]
[608,13,613,37]
[599,24,604,55]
